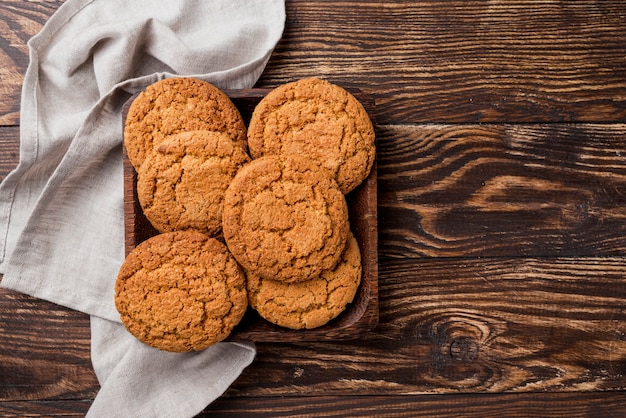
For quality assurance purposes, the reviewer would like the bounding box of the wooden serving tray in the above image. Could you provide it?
[122,86,378,341]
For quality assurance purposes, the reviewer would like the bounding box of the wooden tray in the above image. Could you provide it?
[122,86,378,341]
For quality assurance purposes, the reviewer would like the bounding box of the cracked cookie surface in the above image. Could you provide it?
[137,130,251,236]
[124,77,247,169]
[246,231,361,329]
[222,154,349,284]
[114,231,247,352]
[247,77,375,194]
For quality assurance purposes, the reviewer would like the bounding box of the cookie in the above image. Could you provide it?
[247,77,375,194]
[124,77,247,169]
[222,154,349,284]
[114,231,247,352]
[137,130,251,236]
[246,231,361,329]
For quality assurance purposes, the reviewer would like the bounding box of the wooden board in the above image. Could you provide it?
[122,87,379,341]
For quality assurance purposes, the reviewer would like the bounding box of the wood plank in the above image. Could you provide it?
[377,123,626,258]
[204,392,626,417]
[1,1,625,125]
[0,1,63,126]
[3,391,626,417]
[227,257,626,395]
[260,0,626,123]
[0,289,98,402]
[0,400,90,417]
[0,127,19,176]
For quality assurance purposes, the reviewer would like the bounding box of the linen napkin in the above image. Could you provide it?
[0,0,285,416]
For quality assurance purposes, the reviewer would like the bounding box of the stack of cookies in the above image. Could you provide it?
[116,77,375,352]
[117,78,251,353]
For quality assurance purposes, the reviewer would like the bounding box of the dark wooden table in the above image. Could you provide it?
[2,1,626,416]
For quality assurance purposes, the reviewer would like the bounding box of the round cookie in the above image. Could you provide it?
[137,130,251,236]
[124,77,247,169]
[114,231,247,352]
[247,77,375,194]
[246,231,362,330]
[222,154,349,284]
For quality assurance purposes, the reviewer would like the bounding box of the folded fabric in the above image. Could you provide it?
[0,0,285,416]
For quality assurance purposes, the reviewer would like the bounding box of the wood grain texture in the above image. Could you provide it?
[0,1,63,126]
[229,257,626,396]
[0,400,90,417]
[0,289,98,402]
[204,392,626,417]
[0,127,19,176]
[4,392,626,417]
[4,257,626,403]
[260,0,626,123]
[378,123,626,258]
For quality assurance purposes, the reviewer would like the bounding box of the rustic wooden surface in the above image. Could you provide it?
[2,0,626,416]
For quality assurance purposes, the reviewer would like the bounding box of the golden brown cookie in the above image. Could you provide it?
[124,77,247,169]
[222,154,349,284]
[136,130,251,236]
[246,231,362,329]
[247,77,375,194]
[114,231,247,352]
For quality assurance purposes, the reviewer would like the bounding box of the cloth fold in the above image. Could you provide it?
[0,0,285,416]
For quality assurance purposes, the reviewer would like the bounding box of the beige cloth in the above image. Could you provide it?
[0,0,285,416]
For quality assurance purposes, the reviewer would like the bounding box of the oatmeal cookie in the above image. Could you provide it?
[246,232,361,329]
[124,77,247,168]
[136,130,250,236]
[114,231,247,352]
[222,154,349,283]
[247,77,375,194]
